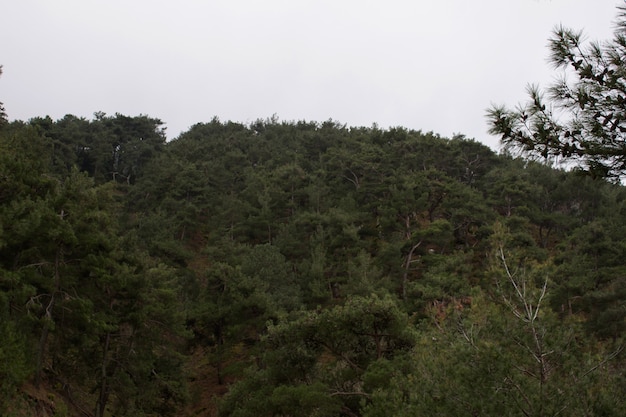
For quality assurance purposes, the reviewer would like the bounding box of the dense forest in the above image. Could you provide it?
[0,111,624,416]
[2,5,626,416]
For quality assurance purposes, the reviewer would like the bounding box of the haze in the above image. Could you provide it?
[0,0,619,148]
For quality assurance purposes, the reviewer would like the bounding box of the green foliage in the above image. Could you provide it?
[0,313,32,413]
[364,233,625,416]
[552,220,626,339]
[220,294,417,417]
[2,111,626,417]
[0,123,188,416]
[28,112,166,183]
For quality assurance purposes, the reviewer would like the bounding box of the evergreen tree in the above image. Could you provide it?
[487,4,626,179]
[0,65,7,126]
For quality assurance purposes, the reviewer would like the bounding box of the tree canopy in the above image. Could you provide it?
[0,66,7,126]
[3,112,624,416]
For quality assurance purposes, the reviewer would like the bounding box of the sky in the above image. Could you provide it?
[0,0,621,149]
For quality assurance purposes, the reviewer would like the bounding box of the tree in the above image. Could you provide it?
[0,122,189,415]
[487,4,626,180]
[551,220,626,339]
[189,240,302,390]
[364,223,625,417]
[0,65,7,126]
[219,294,417,417]
[0,126,37,408]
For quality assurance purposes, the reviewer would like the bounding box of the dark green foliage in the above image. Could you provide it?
[27,112,166,183]
[552,219,626,339]
[0,305,31,413]
[0,122,187,416]
[364,226,625,417]
[219,294,417,417]
[2,111,625,416]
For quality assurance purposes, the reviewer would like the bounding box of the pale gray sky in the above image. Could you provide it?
[0,0,620,148]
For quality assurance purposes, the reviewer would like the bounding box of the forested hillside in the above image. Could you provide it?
[0,112,624,416]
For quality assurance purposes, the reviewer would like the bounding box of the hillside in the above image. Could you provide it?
[1,115,624,416]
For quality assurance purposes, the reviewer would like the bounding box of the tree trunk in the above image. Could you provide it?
[95,332,111,417]
[35,248,61,387]
[401,241,422,301]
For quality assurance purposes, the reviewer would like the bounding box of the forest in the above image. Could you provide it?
[0,112,624,417]
[1,6,626,417]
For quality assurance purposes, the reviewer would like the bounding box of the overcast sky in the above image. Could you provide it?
[1,1,621,148]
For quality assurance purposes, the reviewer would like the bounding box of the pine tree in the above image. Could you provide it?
[487,4,626,180]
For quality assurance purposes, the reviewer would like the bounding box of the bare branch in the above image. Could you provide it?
[329,391,371,398]
[582,345,624,377]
